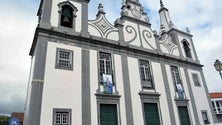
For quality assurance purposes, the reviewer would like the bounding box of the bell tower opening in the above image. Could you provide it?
[61,5,74,28]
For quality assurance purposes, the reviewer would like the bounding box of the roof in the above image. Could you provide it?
[11,112,24,122]
[210,92,222,99]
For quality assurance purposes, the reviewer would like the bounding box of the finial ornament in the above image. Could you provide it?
[160,0,164,8]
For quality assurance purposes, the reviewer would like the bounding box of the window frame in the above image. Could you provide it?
[139,59,154,89]
[53,108,72,125]
[192,73,201,87]
[201,110,210,124]
[55,48,73,71]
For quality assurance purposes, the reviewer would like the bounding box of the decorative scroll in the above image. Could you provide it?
[142,30,155,49]
[125,25,137,43]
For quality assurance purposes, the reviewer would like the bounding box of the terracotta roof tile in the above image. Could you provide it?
[210,93,222,98]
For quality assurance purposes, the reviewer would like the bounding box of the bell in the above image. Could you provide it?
[62,16,70,23]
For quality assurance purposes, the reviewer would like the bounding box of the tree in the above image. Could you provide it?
[0,115,10,125]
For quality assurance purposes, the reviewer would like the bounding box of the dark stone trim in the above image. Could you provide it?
[55,48,73,71]
[139,91,161,100]
[26,80,43,125]
[121,54,134,125]
[200,70,218,123]
[160,61,177,125]
[39,0,52,28]
[81,2,89,36]
[184,69,201,124]
[82,49,91,125]
[33,37,48,80]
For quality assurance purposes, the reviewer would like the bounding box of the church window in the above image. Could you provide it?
[171,66,185,99]
[99,52,113,83]
[56,48,73,70]
[183,41,192,58]
[139,60,153,88]
[53,108,71,125]
[192,73,201,87]
[201,111,210,124]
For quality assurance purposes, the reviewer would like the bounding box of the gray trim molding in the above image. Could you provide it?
[82,49,91,125]
[121,54,134,125]
[160,61,176,125]
[26,80,44,125]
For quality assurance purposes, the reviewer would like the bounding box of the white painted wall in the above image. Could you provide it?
[40,42,82,125]
[114,54,127,125]
[127,57,144,125]
[50,0,82,32]
[188,69,214,124]
[151,62,171,125]
[89,50,99,125]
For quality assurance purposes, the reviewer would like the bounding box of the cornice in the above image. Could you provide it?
[30,27,203,69]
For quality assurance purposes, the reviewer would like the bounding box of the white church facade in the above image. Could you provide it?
[24,0,217,125]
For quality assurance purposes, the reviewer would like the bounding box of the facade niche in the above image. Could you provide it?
[182,40,192,58]
[58,2,78,28]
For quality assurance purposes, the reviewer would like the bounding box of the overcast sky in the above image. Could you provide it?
[0,0,222,116]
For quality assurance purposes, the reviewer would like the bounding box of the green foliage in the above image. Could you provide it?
[0,115,10,125]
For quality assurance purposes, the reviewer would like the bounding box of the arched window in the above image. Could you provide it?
[182,41,192,58]
[58,2,78,28]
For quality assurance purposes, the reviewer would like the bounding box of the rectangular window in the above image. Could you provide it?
[143,103,160,125]
[56,48,73,70]
[192,73,201,86]
[139,60,153,88]
[178,106,191,125]
[99,52,112,83]
[171,66,182,85]
[171,66,185,99]
[202,111,210,124]
[53,108,71,125]
[100,104,118,125]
